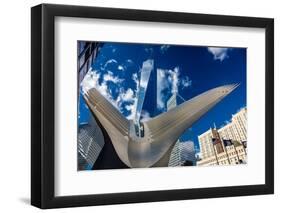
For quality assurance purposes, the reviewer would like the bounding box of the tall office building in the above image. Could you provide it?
[135,60,154,122]
[197,107,247,166]
[179,141,196,166]
[167,93,181,167]
[78,41,102,88]
[141,61,158,118]
[168,141,181,167]
[77,41,104,170]
[134,60,154,136]
[78,115,105,170]
[232,107,247,141]
[218,108,247,142]
[198,128,217,159]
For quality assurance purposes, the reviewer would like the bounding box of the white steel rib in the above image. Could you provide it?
[84,84,239,168]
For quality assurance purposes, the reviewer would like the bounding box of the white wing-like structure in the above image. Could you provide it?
[84,84,239,168]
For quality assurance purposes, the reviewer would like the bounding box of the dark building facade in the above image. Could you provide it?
[77,41,104,170]
[78,41,103,89]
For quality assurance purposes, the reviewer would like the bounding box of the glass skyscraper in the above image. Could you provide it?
[179,141,196,166]
[78,115,105,170]
[78,41,102,87]
[134,60,154,136]
[167,93,182,167]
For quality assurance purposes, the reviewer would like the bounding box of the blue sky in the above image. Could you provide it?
[79,42,246,153]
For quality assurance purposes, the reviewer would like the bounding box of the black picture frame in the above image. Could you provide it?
[31,3,274,209]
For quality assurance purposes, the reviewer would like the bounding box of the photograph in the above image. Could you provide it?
[77,41,247,170]
[30,3,274,209]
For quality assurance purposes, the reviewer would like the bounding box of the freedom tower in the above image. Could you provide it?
[83,61,239,168]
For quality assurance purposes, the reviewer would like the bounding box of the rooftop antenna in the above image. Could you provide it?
[213,122,217,129]
[177,93,186,103]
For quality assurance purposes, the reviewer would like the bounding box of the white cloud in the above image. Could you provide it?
[115,87,138,120]
[125,102,137,120]
[132,72,139,97]
[103,71,124,84]
[122,89,138,120]
[81,68,100,92]
[168,67,180,94]
[132,73,139,85]
[83,70,119,108]
[98,81,109,97]
[117,88,135,103]
[157,69,169,109]
[126,59,134,64]
[181,76,192,88]
[117,65,125,71]
[144,47,153,55]
[82,59,191,122]
[103,59,118,68]
[160,45,170,54]
[156,67,192,110]
[157,67,180,109]
[140,110,151,122]
[207,47,229,61]
[82,67,140,121]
